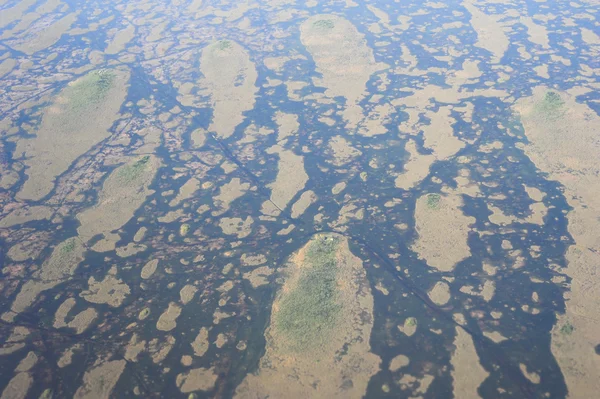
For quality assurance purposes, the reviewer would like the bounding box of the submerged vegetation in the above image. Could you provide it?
[63,69,116,110]
[536,91,565,119]
[560,321,574,335]
[426,193,441,209]
[313,19,335,29]
[61,238,77,254]
[217,40,232,50]
[117,156,150,183]
[274,235,341,351]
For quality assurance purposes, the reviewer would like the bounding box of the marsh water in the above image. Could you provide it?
[1,0,600,398]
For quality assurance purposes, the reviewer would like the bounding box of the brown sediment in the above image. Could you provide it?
[327,135,362,166]
[291,190,317,218]
[266,145,308,209]
[15,352,37,373]
[156,302,182,332]
[389,354,410,372]
[515,87,600,397]
[395,106,463,190]
[8,12,76,55]
[451,327,488,399]
[463,0,509,63]
[235,234,380,398]
[124,334,146,362]
[176,367,218,394]
[412,193,474,272]
[80,267,130,307]
[15,68,130,201]
[197,40,258,138]
[242,266,274,288]
[212,177,250,216]
[219,216,253,238]
[115,243,147,258]
[141,259,159,279]
[105,24,135,55]
[0,58,16,78]
[3,237,85,322]
[54,298,97,334]
[428,281,451,306]
[191,327,210,357]
[179,284,198,305]
[73,359,126,399]
[300,15,387,127]
[0,206,53,228]
[274,111,299,142]
[1,372,32,399]
[170,177,200,207]
[77,155,160,249]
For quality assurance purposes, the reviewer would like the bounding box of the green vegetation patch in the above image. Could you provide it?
[560,321,574,335]
[274,235,341,351]
[63,69,116,111]
[313,19,335,29]
[217,40,232,50]
[116,156,150,183]
[426,193,441,209]
[60,238,77,254]
[536,91,565,120]
[404,317,417,328]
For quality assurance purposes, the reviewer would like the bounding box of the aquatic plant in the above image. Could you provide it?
[60,238,77,254]
[274,235,341,351]
[426,193,441,209]
[536,91,565,119]
[217,40,232,50]
[117,156,150,183]
[404,317,417,328]
[64,69,116,110]
[560,321,574,335]
[313,19,335,29]
[180,224,190,236]
[138,308,150,320]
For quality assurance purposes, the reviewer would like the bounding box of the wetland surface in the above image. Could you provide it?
[1,0,600,398]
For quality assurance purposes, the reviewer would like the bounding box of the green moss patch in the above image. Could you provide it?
[535,91,565,120]
[313,19,334,29]
[426,193,441,209]
[274,235,341,351]
[117,156,151,183]
[63,69,116,111]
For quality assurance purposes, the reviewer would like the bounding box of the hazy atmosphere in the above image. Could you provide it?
[0,0,599,398]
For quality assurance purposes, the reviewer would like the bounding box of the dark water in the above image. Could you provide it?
[1,0,598,397]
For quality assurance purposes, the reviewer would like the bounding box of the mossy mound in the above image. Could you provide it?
[313,19,335,29]
[274,235,341,351]
[63,69,116,111]
[116,156,151,183]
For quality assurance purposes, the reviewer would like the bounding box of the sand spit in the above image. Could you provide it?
[200,40,258,138]
[3,237,85,322]
[300,15,386,127]
[77,155,160,250]
[15,68,130,201]
[515,87,600,398]
[451,327,488,398]
[236,234,380,398]
[412,194,474,272]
